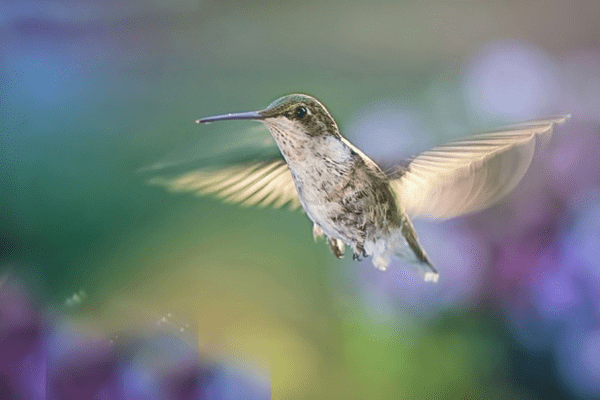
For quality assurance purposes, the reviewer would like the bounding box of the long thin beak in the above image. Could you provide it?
[196,110,264,124]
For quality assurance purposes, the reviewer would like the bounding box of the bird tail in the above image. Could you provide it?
[395,214,439,282]
[367,214,439,282]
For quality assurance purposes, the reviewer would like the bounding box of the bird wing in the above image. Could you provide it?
[148,158,302,210]
[142,122,301,210]
[390,115,569,220]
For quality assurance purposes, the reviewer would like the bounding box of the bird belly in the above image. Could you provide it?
[299,192,383,248]
[304,196,401,269]
[289,155,400,252]
[299,198,347,241]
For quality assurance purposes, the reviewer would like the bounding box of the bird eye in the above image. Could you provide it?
[294,106,307,119]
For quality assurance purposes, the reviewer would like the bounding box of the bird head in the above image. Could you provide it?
[197,94,341,142]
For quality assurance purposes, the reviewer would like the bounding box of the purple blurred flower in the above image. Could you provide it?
[0,277,271,400]
[348,103,434,162]
[118,332,206,400]
[48,322,119,400]
[499,194,600,397]
[556,50,600,122]
[561,194,600,278]
[463,42,558,121]
[0,277,45,400]
[549,122,600,211]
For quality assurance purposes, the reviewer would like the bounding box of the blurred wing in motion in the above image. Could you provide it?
[143,123,301,210]
[390,115,570,220]
[139,124,280,173]
[148,158,301,210]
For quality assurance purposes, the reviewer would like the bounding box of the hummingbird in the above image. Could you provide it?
[149,94,569,282]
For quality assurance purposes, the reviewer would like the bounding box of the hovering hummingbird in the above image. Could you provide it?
[149,94,569,282]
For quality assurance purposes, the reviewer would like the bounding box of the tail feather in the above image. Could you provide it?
[366,214,439,282]
[398,214,439,282]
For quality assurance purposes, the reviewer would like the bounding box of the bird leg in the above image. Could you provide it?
[313,224,325,241]
[328,237,345,259]
[352,239,368,261]
[315,224,346,259]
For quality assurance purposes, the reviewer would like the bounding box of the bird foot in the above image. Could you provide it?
[352,245,367,261]
[328,238,345,259]
[313,224,325,241]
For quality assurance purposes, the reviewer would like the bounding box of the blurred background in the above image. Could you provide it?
[1,0,600,398]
